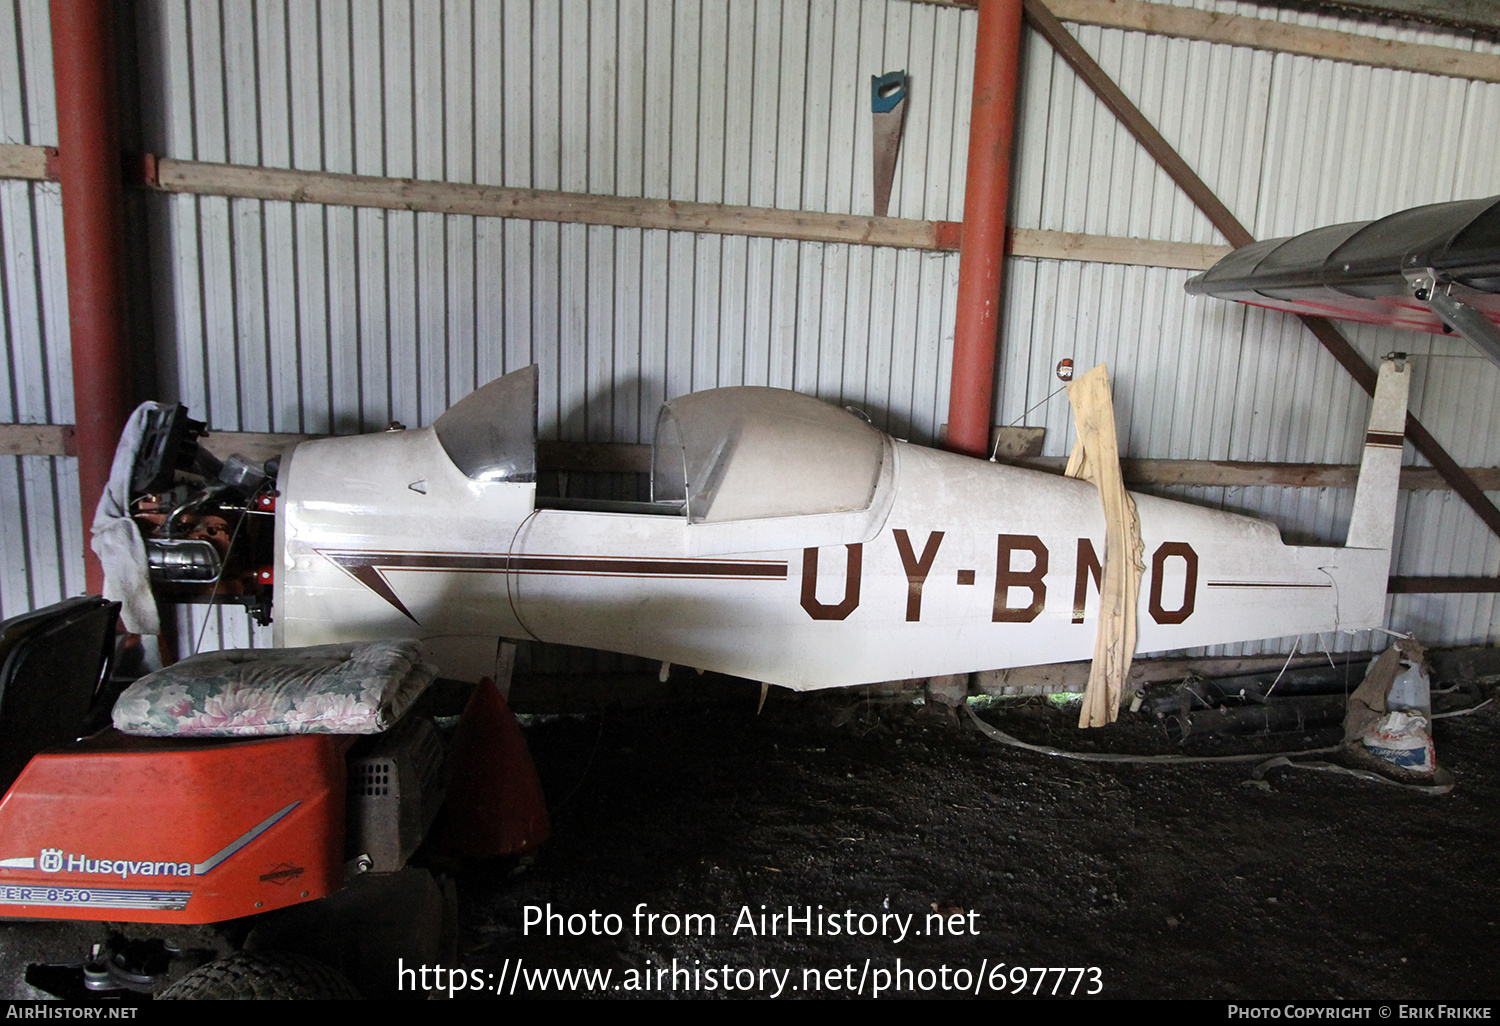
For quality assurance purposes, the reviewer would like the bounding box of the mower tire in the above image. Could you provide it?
[157,951,361,1000]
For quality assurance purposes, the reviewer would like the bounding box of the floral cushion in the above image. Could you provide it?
[112,641,438,737]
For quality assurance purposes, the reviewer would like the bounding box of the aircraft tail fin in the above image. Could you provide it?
[1344,356,1411,551]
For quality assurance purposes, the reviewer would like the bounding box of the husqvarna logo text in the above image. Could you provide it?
[37,850,191,879]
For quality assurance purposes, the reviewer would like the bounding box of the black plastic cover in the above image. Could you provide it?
[130,404,213,495]
[1185,196,1500,334]
[0,597,120,791]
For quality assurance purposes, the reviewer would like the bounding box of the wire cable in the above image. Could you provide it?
[191,504,250,656]
[963,701,1338,765]
[989,384,1069,462]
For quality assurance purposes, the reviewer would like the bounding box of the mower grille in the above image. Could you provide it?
[352,762,392,797]
[345,716,445,872]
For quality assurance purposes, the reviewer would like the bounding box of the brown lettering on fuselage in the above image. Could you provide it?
[993,534,1048,623]
[1073,538,1102,624]
[991,535,1197,627]
[893,529,945,622]
[793,533,1196,627]
[1149,541,1198,624]
[800,544,863,620]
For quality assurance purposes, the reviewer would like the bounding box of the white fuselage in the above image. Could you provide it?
[274,426,1386,689]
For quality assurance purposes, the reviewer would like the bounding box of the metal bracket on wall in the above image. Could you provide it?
[1404,267,1500,370]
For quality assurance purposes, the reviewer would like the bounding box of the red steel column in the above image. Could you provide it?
[947,0,1023,458]
[50,0,131,593]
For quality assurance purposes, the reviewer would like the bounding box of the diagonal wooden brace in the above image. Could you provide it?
[1023,0,1500,542]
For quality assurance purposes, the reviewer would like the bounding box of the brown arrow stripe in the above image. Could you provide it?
[317,549,788,622]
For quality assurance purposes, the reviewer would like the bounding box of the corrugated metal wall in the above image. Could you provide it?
[0,0,81,623]
[1000,1,1500,655]
[7,0,1500,663]
[137,0,974,445]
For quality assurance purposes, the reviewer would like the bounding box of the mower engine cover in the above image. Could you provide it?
[0,732,347,924]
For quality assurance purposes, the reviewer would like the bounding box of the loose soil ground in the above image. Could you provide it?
[457,681,1500,1000]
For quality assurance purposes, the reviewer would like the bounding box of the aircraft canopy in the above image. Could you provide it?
[652,388,886,524]
[434,365,538,483]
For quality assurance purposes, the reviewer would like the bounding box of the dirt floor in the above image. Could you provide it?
[2,667,1495,1002]
[455,676,1500,1001]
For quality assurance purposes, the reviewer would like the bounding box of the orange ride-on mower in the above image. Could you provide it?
[0,597,549,1000]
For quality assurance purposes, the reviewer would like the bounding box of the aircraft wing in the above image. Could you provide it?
[1184,195,1500,366]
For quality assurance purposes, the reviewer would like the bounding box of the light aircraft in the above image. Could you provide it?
[124,194,1481,691]
[245,355,1410,689]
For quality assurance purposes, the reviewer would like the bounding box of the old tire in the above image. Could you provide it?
[157,952,362,1000]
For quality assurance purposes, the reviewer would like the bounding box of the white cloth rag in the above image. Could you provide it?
[90,402,161,635]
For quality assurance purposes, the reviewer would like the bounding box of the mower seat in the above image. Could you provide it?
[0,596,119,791]
[110,641,437,739]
